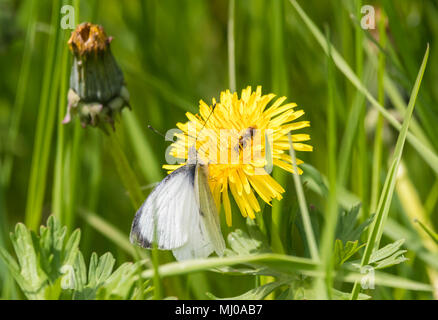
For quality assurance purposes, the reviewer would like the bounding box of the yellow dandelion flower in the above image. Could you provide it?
[163,86,312,226]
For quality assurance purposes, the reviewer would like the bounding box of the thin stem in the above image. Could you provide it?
[317,27,338,300]
[270,0,288,255]
[370,12,387,213]
[355,0,369,220]
[227,0,236,92]
[1,0,37,186]
[64,121,83,231]
[287,133,319,261]
[25,1,62,230]
[52,30,70,220]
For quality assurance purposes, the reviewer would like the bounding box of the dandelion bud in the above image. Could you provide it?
[64,22,129,129]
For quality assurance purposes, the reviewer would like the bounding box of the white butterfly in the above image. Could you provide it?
[130,149,225,261]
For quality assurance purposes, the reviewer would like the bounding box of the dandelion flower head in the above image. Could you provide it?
[163,86,312,226]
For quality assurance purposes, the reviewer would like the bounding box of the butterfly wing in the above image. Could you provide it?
[194,163,226,257]
[130,165,198,250]
[171,164,225,260]
[171,216,215,260]
[130,162,225,261]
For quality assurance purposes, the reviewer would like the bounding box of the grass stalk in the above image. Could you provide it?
[425,179,438,217]
[287,133,319,261]
[289,0,438,177]
[24,1,62,230]
[270,0,288,255]
[317,28,338,299]
[370,13,387,213]
[227,0,236,92]
[354,0,369,219]
[64,122,83,231]
[1,0,37,186]
[350,45,429,300]
[52,28,70,222]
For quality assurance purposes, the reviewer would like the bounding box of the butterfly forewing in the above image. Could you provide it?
[129,165,197,250]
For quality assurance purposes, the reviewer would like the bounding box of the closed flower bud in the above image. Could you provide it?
[63,22,129,129]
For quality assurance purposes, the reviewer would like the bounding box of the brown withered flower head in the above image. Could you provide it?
[64,23,130,129]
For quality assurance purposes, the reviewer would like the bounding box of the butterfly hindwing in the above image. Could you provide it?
[194,163,226,257]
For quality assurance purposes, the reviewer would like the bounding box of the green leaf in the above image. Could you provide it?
[335,204,374,243]
[87,252,115,288]
[334,240,364,267]
[95,262,148,300]
[226,229,270,256]
[368,239,408,270]
[340,269,432,292]
[331,289,371,300]
[349,43,429,299]
[207,279,290,300]
[369,239,405,264]
[0,216,151,300]
[294,287,371,300]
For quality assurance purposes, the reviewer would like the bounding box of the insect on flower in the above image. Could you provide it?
[164,86,313,226]
[130,86,312,261]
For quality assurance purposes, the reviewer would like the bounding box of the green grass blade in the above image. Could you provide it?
[350,44,429,300]
[317,28,338,299]
[370,13,387,213]
[288,0,438,176]
[51,32,70,220]
[287,133,319,261]
[300,267,433,292]
[227,0,236,92]
[341,270,433,292]
[1,0,37,186]
[141,253,317,279]
[270,0,289,255]
[24,1,63,230]
[414,220,438,246]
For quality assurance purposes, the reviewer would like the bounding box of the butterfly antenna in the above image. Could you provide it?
[198,103,216,137]
[147,125,166,139]
[186,103,217,164]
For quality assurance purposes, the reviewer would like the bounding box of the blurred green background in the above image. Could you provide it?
[1,0,438,299]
